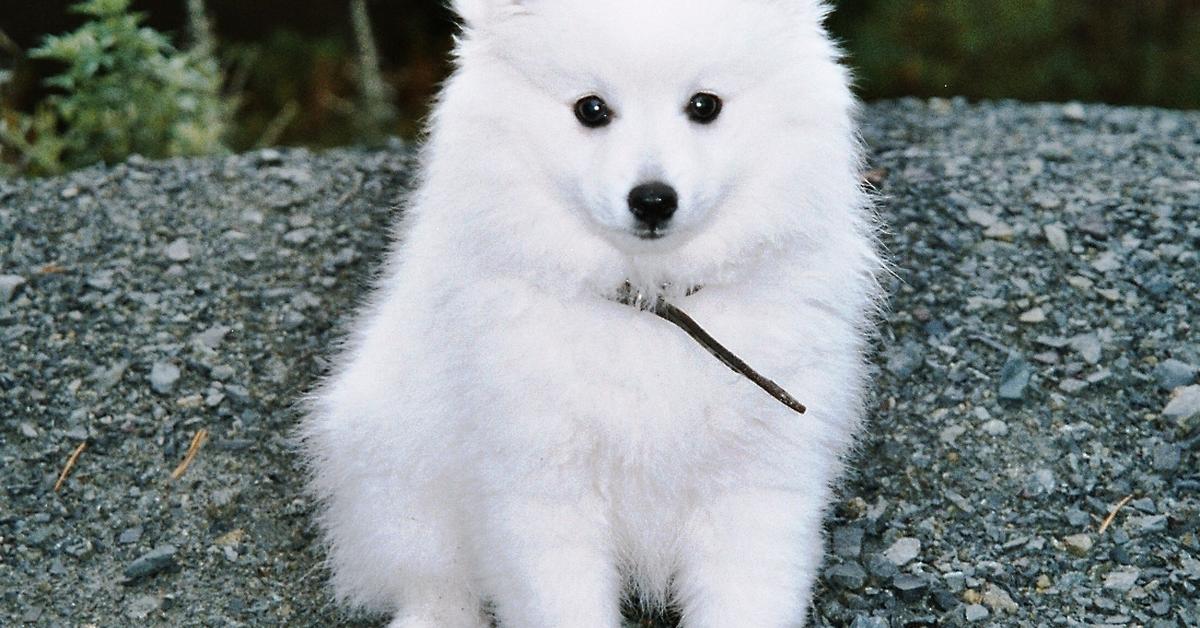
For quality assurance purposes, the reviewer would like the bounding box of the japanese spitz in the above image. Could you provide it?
[302,0,882,626]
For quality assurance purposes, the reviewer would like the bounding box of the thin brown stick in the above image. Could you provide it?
[54,441,87,492]
[1098,494,1134,534]
[171,429,209,481]
[653,299,807,415]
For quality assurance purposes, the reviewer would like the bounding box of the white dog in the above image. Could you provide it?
[302,0,882,626]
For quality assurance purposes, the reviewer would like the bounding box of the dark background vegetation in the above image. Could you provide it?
[3,0,1200,150]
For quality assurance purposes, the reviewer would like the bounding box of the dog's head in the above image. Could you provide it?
[430,0,863,294]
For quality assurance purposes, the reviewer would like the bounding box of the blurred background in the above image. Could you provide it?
[3,0,1199,175]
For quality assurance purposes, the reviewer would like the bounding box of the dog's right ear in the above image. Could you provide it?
[450,0,531,28]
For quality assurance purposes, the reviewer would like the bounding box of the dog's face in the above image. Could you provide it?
[439,0,861,290]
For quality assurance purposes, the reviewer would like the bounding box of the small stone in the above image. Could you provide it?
[118,526,143,545]
[164,238,191,262]
[827,561,867,590]
[1069,333,1103,364]
[964,604,989,622]
[123,545,177,581]
[1163,385,1200,423]
[982,583,1018,613]
[998,354,1034,400]
[940,424,966,444]
[1155,359,1198,390]
[1091,251,1122,273]
[1152,443,1182,472]
[943,571,967,592]
[966,207,998,227]
[196,325,231,349]
[849,616,889,628]
[981,419,1009,436]
[0,274,27,302]
[19,422,38,438]
[256,148,284,165]
[1043,223,1070,251]
[1129,514,1168,534]
[1104,567,1141,593]
[1059,378,1088,393]
[283,228,315,245]
[883,537,921,566]
[832,526,864,559]
[149,361,181,394]
[209,364,235,381]
[884,342,924,379]
[983,222,1014,241]
[1063,533,1094,556]
[126,594,161,619]
[1036,574,1052,591]
[1018,307,1046,324]
[893,573,929,601]
[1062,102,1086,121]
[93,360,129,391]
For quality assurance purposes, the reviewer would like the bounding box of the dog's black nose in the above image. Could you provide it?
[627,182,678,230]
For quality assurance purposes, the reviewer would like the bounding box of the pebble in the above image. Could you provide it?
[1069,333,1103,364]
[164,238,192,262]
[966,207,998,228]
[1063,533,1094,556]
[123,545,177,581]
[1151,442,1181,472]
[827,561,868,590]
[126,594,161,619]
[1103,567,1140,593]
[1,274,28,302]
[1062,102,1086,121]
[893,573,929,601]
[148,361,181,394]
[1162,385,1200,423]
[833,525,864,559]
[1059,378,1088,394]
[1091,251,1122,273]
[883,537,921,566]
[981,419,1009,436]
[998,354,1034,400]
[964,604,990,622]
[209,364,236,381]
[1154,359,1198,390]
[1018,307,1046,324]
[1043,223,1069,251]
[884,342,925,379]
[982,583,1019,613]
[849,616,890,628]
[118,526,143,545]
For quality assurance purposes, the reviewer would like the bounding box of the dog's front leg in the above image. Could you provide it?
[478,493,623,628]
[674,488,826,628]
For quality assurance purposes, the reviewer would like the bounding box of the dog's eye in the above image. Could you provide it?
[574,95,612,128]
[686,92,723,124]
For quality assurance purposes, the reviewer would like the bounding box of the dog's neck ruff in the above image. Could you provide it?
[611,282,807,416]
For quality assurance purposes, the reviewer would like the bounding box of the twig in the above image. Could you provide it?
[336,171,365,206]
[653,299,807,415]
[1098,494,1134,534]
[171,429,209,481]
[54,441,87,492]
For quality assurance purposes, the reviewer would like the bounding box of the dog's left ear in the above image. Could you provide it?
[451,0,533,28]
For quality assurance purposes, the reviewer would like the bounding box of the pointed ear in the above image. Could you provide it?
[450,0,530,28]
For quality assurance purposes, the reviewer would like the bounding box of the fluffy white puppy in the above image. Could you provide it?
[302,0,882,626]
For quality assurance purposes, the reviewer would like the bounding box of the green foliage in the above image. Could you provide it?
[829,0,1200,108]
[0,0,228,176]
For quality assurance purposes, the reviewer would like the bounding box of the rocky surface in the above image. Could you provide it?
[2,101,1198,626]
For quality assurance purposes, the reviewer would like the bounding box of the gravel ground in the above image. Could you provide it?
[2,100,1198,626]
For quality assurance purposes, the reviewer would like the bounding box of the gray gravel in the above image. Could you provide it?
[2,100,1198,626]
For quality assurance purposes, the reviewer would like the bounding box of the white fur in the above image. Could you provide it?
[301,0,882,626]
